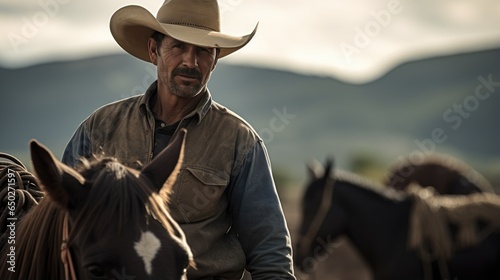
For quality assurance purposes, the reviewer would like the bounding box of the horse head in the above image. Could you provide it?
[27,129,192,280]
[294,158,348,274]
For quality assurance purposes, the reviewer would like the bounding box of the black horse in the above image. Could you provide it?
[294,159,500,280]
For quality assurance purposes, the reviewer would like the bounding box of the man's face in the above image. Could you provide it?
[150,35,219,98]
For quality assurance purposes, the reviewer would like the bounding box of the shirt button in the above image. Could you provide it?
[160,123,166,127]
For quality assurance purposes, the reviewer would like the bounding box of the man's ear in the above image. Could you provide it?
[30,140,88,210]
[148,37,159,65]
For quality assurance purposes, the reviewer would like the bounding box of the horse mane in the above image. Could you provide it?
[333,168,406,201]
[72,156,178,245]
[0,198,66,279]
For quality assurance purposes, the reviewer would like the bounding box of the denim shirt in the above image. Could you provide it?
[62,82,296,279]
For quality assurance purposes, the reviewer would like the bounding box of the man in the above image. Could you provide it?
[62,0,296,279]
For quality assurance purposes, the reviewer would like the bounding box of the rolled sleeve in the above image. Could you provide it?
[228,141,296,279]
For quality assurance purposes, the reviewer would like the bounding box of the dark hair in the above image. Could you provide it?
[151,31,166,47]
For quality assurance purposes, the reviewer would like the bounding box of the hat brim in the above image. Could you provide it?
[110,5,257,62]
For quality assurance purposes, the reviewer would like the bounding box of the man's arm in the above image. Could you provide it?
[228,140,296,279]
[61,124,91,167]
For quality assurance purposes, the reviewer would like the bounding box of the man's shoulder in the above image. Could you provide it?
[210,101,250,125]
[84,95,144,125]
[209,101,260,139]
[92,95,143,116]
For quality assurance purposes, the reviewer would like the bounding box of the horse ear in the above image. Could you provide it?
[306,159,323,180]
[30,140,87,210]
[323,157,335,180]
[141,128,186,193]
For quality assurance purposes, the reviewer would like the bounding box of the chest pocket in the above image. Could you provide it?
[172,167,229,223]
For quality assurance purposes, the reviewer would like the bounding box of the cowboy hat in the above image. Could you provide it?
[110,0,258,62]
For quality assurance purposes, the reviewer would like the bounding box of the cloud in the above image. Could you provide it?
[1,0,499,83]
[223,0,500,83]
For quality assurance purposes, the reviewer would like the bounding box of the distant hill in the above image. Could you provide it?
[1,48,499,188]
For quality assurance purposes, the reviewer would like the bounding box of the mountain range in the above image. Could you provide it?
[1,48,499,189]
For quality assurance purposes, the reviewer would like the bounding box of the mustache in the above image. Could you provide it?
[173,67,202,79]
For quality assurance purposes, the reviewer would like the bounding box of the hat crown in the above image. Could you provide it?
[157,0,221,32]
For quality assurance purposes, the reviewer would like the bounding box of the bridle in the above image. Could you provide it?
[298,176,335,257]
[61,213,77,280]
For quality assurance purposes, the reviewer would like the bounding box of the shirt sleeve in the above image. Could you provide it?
[228,140,296,279]
[61,124,91,168]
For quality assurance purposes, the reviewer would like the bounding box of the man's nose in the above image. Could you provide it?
[182,45,198,68]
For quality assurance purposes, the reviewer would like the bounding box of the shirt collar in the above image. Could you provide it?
[139,80,213,124]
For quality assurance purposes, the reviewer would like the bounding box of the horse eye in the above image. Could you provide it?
[87,264,107,279]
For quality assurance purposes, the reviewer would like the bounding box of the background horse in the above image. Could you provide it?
[384,153,494,195]
[295,159,500,280]
[0,129,193,280]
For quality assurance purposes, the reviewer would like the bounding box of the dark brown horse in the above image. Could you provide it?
[295,159,500,280]
[0,129,193,280]
[385,153,494,195]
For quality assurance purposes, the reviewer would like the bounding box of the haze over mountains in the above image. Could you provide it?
[1,48,499,188]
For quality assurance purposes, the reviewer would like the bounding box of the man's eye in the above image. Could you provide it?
[199,47,212,54]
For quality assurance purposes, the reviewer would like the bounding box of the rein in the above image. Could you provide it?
[61,213,77,280]
[298,177,335,257]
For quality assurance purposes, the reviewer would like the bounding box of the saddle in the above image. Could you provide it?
[408,184,500,259]
[407,184,500,280]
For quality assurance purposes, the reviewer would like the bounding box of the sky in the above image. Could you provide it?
[1,0,500,83]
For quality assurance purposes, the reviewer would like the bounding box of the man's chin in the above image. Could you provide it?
[172,86,203,98]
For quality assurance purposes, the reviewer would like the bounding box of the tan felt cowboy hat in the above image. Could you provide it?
[110,0,258,62]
